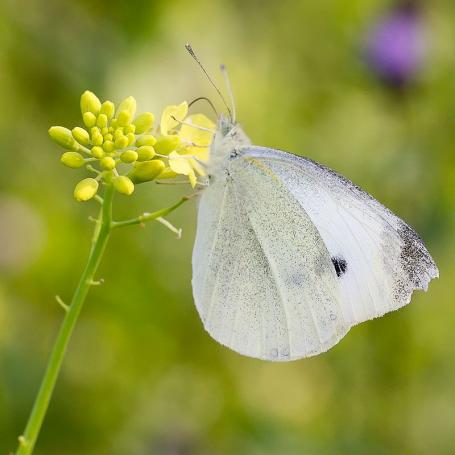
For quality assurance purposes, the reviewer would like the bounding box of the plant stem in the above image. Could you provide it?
[111,195,191,229]
[15,184,115,455]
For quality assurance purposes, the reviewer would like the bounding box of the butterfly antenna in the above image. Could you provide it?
[220,64,236,123]
[185,43,233,121]
[188,96,219,117]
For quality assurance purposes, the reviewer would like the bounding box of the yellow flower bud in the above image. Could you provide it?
[71,127,90,146]
[157,167,178,179]
[101,127,109,136]
[100,156,116,170]
[117,96,137,117]
[120,150,138,163]
[103,140,115,153]
[114,135,128,149]
[92,130,103,146]
[127,133,136,145]
[74,178,99,202]
[134,112,154,134]
[49,126,78,150]
[136,134,157,147]
[129,159,165,183]
[154,135,180,155]
[83,112,97,128]
[80,90,101,115]
[97,114,108,128]
[91,146,105,158]
[61,151,85,168]
[137,146,155,161]
[124,124,136,134]
[110,119,118,129]
[104,133,113,142]
[118,110,132,127]
[113,176,135,196]
[100,100,115,120]
[113,128,124,139]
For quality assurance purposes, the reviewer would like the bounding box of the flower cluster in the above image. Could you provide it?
[49,91,215,201]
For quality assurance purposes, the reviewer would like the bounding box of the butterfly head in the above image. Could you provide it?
[206,116,250,168]
[215,115,250,144]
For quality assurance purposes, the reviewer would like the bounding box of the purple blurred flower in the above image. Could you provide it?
[365,1,426,88]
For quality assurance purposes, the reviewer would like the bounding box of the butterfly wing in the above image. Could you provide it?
[193,151,349,361]
[192,146,438,361]
[241,146,439,326]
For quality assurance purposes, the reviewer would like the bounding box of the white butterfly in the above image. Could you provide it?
[187,47,438,361]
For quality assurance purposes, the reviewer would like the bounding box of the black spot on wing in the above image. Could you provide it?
[332,257,347,277]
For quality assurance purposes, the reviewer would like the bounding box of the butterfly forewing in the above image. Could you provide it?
[241,146,439,326]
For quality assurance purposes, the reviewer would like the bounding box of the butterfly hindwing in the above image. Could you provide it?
[192,151,351,360]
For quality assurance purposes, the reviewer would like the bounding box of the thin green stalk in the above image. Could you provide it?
[15,184,115,455]
[111,195,191,229]
[14,186,189,454]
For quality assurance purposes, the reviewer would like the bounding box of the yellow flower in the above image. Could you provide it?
[179,114,214,147]
[168,151,197,188]
[158,103,215,187]
[160,101,188,135]
[178,114,215,164]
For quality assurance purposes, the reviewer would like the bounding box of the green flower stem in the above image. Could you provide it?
[15,187,191,454]
[111,195,191,229]
[15,184,115,455]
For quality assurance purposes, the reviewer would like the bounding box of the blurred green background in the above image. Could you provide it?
[1,0,454,453]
